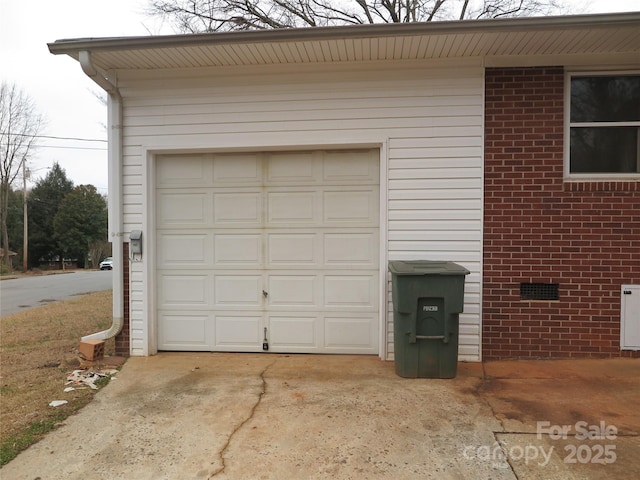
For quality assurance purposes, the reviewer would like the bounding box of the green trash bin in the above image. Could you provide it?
[389,260,470,379]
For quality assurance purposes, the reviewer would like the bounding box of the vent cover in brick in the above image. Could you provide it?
[520,283,559,301]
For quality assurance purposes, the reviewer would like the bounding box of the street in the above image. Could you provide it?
[0,270,112,317]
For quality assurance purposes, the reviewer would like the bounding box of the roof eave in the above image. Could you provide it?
[48,11,640,55]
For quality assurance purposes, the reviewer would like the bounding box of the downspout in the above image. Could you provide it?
[78,50,124,342]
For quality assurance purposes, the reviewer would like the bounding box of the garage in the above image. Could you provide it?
[50,23,488,360]
[48,12,640,362]
[156,149,380,354]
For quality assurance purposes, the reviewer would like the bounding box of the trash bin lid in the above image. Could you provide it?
[388,260,470,276]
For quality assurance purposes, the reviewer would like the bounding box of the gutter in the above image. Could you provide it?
[78,51,125,343]
[47,12,640,54]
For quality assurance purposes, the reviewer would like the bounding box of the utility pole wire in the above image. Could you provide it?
[9,133,107,143]
[0,144,107,151]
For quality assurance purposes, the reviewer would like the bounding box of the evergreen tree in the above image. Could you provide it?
[53,184,107,268]
[53,185,108,267]
[27,163,74,268]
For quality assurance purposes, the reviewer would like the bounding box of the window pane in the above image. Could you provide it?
[571,76,640,123]
[570,127,639,173]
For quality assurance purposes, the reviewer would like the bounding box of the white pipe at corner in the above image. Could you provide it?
[78,51,124,343]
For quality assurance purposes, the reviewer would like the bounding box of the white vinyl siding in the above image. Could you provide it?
[119,60,483,360]
[387,138,483,360]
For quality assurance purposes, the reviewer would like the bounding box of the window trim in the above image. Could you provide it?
[564,70,640,181]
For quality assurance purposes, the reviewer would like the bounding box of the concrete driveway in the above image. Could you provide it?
[3,354,639,479]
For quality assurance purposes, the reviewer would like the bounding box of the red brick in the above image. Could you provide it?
[115,242,131,357]
[483,67,640,360]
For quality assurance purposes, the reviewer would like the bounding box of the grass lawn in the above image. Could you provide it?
[0,289,118,466]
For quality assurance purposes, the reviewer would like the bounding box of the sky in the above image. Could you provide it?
[1,0,639,195]
[0,0,166,195]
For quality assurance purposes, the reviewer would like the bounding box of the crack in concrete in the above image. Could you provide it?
[493,432,521,480]
[478,362,507,433]
[209,358,277,478]
[480,363,520,479]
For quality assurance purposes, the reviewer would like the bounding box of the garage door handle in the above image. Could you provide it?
[262,290,268,298]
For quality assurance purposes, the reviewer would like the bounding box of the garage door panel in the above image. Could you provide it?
[267,191,318,224]
[267,233,318,266]
[324,274,378,308]
[214,192,262,225]
[324,233,377,267]
[212,153,262,184]
[159,313,210,350]
[269,315,317,349]
[156,154,213,188]
[267,151,317,183]
[324,190,378,225]
[158,192,212,227]
[159,274,210,307]
[215,314,262,349]
[267,275,318,306]
[158,233,211,267]
[325,315,377,352]
[214,234,262,266]
[324,150,379,183]
[214,275,262,306]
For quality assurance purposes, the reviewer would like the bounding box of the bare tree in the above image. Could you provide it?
[0,82,44,271]
[147,0,564,33]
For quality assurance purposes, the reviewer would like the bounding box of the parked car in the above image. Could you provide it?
[99,257,113,270]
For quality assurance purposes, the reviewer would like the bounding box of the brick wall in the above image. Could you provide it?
[115,242,130,356]
[483,67,640,360]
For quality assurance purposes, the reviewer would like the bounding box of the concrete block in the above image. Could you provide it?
[79,339,105,361]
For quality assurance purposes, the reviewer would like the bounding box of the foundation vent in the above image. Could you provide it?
[520,283,559,301]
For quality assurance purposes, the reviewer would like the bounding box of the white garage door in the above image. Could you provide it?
[156,150,380,354]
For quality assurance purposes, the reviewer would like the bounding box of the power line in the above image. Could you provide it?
[0,143,107,151]
[38,145,107,151]
[38,134,107,143]
[7,133,108,143]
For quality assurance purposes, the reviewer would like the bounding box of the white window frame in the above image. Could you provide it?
[564,70,640,181]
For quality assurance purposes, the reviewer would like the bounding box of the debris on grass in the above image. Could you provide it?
[49,368,118,409]
[65,369,118,390]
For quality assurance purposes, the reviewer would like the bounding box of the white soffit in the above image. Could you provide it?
[49,13,640,70]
